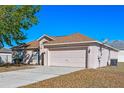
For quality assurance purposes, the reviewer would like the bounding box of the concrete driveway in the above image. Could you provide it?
[0,66,83,88]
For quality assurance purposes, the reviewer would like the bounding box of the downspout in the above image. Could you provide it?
[98,42,110,67]
[107,49,111,66]
[38,48,40,65]
[98,44,102,68]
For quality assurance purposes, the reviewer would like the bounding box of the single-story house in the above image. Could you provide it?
[0,48,12,64]
[12,33,118,68]
[109,40,124,62]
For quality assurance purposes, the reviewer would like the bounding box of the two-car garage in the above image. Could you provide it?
[48,47,87,68]
[43,42,118,69]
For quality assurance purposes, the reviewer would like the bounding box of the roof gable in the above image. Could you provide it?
[37,34,54,41]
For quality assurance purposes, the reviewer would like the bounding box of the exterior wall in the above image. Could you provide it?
[87,46,99,68]
[118,50,124,62]
[39,38,49,49]
[100,48,110,67]
[24,50,39,64]
[13,49,39,65]
[97,46,110,67]
[0,53,12,64]
[110,50,118,59]
[39,38,51,65]
[25,50,33,64]
[43,48,49,66]
[87,44,118,68]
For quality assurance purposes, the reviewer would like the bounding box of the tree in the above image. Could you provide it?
[0,5,41,48]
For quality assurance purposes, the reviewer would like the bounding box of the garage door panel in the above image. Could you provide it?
[50,51,85,58]
[51,58,85,63]
[51,62,85,67]
[49,49,86,67]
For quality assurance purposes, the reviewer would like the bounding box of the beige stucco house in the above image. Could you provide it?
[12,33,118,68]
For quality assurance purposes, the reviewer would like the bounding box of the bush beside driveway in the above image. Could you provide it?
[22,63,124,88]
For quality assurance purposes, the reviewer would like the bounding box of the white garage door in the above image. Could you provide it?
[0,54,12,64]
[49,49,86,67]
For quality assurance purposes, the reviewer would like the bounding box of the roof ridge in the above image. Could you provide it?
[70,32,95,41]
[50,32,82,37]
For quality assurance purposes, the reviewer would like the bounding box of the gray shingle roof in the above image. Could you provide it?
[0,48,12,53]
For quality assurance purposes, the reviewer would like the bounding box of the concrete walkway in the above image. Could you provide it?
[0,66,83,88]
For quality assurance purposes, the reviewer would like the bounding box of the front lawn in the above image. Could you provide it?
[21,63,124,88]
[0,64,35,73]
[99,62,124,72]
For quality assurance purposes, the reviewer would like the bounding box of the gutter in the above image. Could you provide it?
[44,41,119,51]
[44,41,97,46]
[96,41,119,51]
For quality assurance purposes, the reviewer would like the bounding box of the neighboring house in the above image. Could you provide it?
[109,40,124,62]
[0,48,12,64]
[12,33,118,68]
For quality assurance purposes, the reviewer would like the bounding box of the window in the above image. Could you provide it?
[32,52,38,60]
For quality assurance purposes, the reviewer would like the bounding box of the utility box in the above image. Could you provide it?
[110,59,118,66]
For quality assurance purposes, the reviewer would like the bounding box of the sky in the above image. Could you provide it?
[8,5,124,47]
